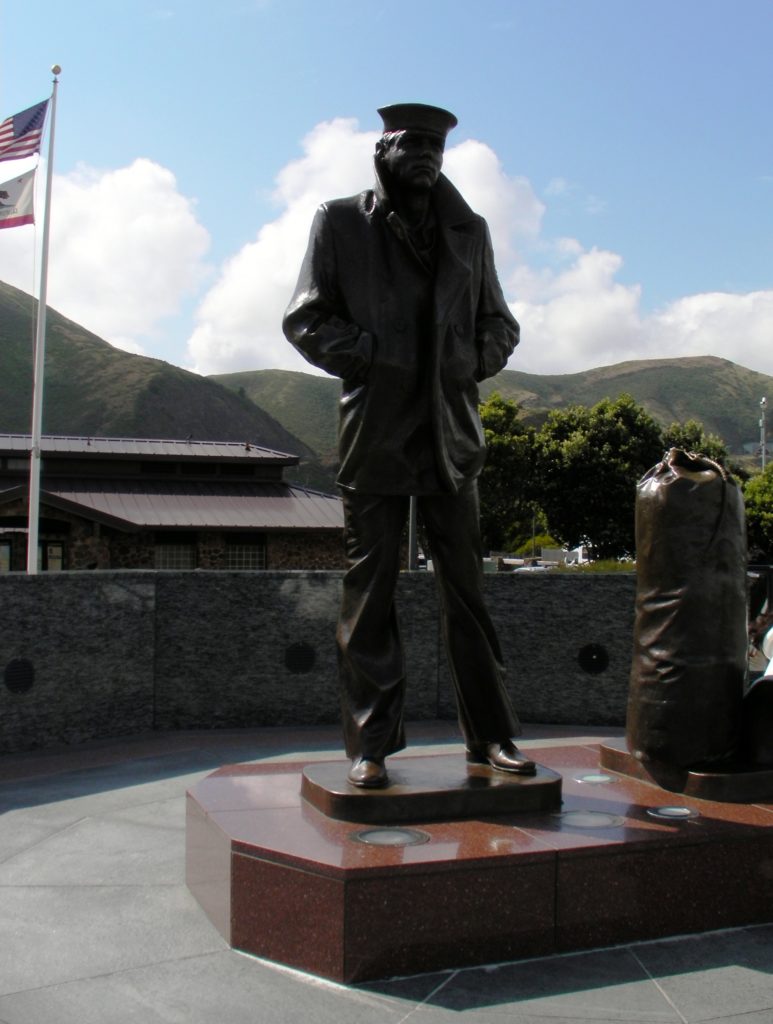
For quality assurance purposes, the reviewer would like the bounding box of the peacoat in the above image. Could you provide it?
[282,165,519,495]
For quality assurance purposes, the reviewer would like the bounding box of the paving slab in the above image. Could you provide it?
[0,885,223,996]
[0,751,224,813]
[632,926,773,1022]
[0,723,772,1024]
[366,947,683,1022]
[0,950,418,1024]
[0,797,184,886]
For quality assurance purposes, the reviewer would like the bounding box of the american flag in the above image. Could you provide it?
[0,100,49,163]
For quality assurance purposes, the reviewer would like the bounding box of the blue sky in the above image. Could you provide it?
[1,0,772,378]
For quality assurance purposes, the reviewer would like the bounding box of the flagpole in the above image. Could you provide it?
[26,65,60,575]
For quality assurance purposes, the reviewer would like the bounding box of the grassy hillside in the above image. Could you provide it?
[215,357,773,464]
[478,357,773,452]
[5,278,770,489]
[0,280,332,489]
[213,368,341,467]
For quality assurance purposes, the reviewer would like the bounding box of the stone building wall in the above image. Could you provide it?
[0,501,345,570]
[0,569,637,753]
[198,533,226,570]
[267,532,347,570]
[105,530,155,569]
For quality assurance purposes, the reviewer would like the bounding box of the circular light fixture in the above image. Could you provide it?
[646,806,699,821]
[552,810,624,828]
[349,827,431,847]
[575,773,616,784]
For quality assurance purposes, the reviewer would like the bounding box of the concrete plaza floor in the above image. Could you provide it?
[2,720,773,1024]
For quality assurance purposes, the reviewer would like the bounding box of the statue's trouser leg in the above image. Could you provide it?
[418,483,521,747]
[338,492,409,760]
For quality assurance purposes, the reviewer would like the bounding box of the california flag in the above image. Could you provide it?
[0,168,36,229]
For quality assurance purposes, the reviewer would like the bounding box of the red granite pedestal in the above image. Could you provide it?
[599,737,773,802]
[301,755,561,823]
[186,743,773,984]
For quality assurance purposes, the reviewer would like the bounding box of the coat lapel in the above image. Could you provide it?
[431,174,478,323]
[434,223,476,323]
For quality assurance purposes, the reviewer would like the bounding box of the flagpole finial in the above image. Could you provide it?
[51,64,61,77]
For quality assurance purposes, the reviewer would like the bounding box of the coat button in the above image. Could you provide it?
[453,323,465,337]
[394,318,407,333]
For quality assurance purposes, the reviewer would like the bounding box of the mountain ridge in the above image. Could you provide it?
[2,280,770,494]
[0,280,331,489]
[213,355,773,464]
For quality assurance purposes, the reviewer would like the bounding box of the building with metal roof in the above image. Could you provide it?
[0,434,344,572]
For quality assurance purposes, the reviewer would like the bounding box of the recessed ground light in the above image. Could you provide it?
[552,810,624,828]
[349,827,431,847]
[646,806,699,821]
[575,773,616,784]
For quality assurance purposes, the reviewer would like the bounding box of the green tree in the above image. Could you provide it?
[661,418,728,463]
[744,466,773,560]
[478,393,537,552]
[534,394,664,559]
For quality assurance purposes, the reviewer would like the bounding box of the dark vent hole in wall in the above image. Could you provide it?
[577,644,609,675]
[284,643,316,674]
[5,658,35,693]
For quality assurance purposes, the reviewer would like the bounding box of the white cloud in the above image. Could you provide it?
[186,117,773,379]
[187,118,378,376]
[0,158,210,356]
[542,176,607,218]
[545,177,571,197]
[649,290,773,371]
[187,122,545,376]
[512,249,773,376]
[511,248,645,374]
[442,140,544,266]
[10,120,766,383]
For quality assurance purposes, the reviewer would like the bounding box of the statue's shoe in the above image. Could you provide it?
[466,741,536,775]
[347,756,389,788]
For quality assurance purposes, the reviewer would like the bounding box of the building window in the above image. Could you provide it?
[154,542,196,569]
[0,537,64,571]
[39,542,64,572]
[225,536,267,570]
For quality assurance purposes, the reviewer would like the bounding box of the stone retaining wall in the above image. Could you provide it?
[0,570,636,753]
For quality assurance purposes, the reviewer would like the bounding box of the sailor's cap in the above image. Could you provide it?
[377,103,458,138]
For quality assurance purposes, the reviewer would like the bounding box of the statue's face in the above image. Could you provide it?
[381,131,445,191]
